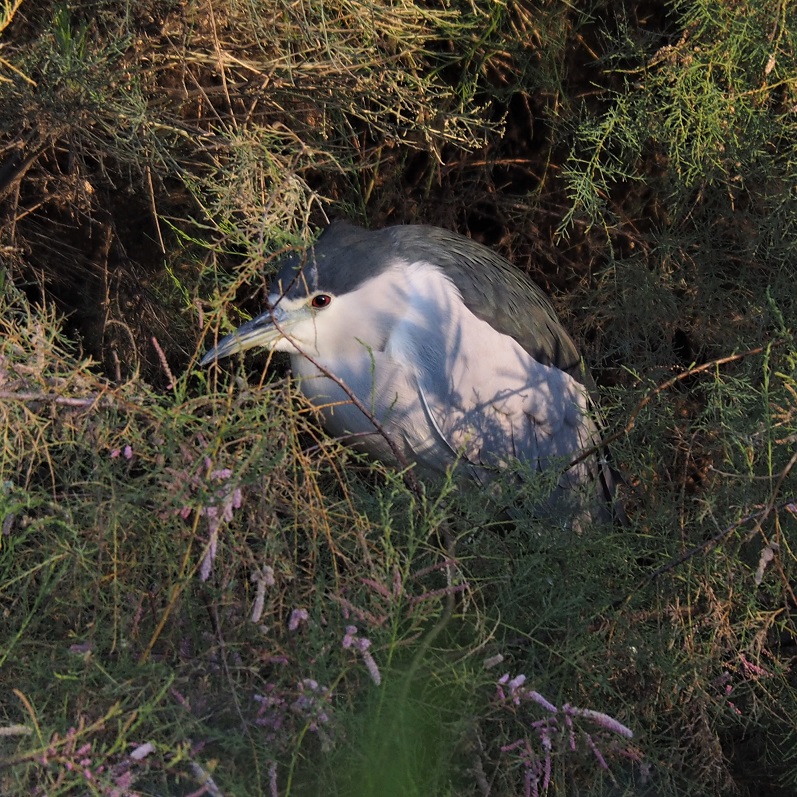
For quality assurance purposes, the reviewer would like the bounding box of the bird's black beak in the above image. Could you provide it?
[199,307,288,365]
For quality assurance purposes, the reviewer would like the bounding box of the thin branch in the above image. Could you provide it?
[0,391,107,407]
[567,344,770,472]
[625,497,796,597]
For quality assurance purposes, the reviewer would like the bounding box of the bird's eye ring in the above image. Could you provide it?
[311,294,332,309]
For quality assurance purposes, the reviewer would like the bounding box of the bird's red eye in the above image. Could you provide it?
[311,294,332,309]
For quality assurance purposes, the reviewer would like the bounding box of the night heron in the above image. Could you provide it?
[200,222,620,523]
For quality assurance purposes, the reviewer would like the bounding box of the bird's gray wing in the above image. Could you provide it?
[389,226,622,515]
[387,225,588,384]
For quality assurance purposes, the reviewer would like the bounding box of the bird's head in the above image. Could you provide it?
[199,223,406,366]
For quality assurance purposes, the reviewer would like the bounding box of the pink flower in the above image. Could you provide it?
[288,608,309,631]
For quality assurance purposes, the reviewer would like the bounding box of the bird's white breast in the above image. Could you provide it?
[286,259,597,488]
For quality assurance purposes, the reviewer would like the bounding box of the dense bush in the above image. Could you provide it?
[1,1,795,795]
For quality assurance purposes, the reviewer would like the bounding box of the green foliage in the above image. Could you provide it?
[561,0,797,224]
[2,276,795,794]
